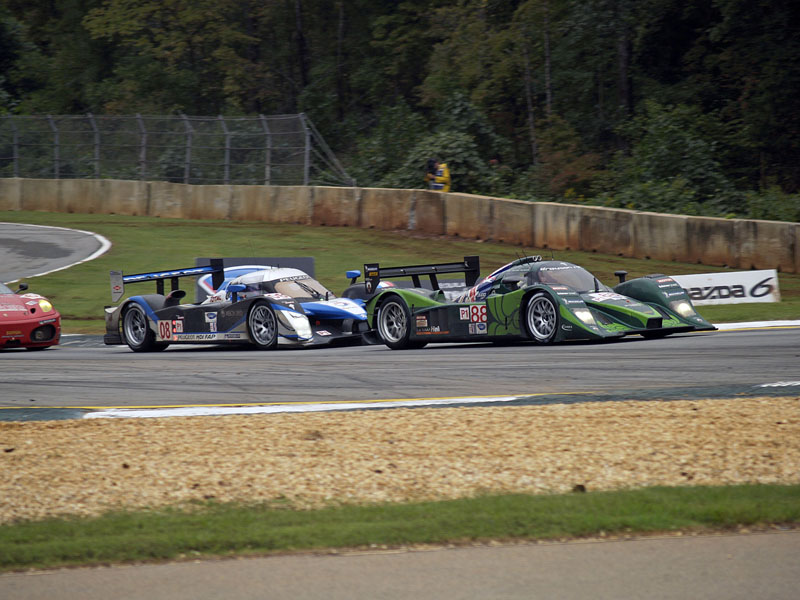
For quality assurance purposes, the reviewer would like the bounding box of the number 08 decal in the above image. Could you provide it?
[470,305,487,323]
[158,321,172,340]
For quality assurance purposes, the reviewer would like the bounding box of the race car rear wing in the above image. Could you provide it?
[110,258,225,302]
[362,256,480,295]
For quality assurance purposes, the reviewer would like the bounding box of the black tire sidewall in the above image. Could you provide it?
[247,300,278,350]
[122,303,155,352]
[524,291,559,344]
[377,297,413,350]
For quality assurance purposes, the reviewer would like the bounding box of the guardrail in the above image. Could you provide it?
[1,177,797,274]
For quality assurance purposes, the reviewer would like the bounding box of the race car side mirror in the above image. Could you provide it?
[15,282,29,294]
[615,270,628,283]
[346,270,361,284]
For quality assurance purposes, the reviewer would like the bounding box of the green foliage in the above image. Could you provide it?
[745,187,800,223]
[3,0,800,220]
[383,131,489,193]
[603,101,756,216]
[347,101,428,188]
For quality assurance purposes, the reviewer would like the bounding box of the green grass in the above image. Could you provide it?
[3,210,799,333]
[1,484,798,572]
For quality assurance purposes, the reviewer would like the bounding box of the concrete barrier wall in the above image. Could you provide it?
[1,177,797,274]
[578,205,634,256]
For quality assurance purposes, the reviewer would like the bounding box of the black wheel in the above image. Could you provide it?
[376,297,426,350]
[122,303,160,352]
[524,292,559,344]
[247,300,278,350]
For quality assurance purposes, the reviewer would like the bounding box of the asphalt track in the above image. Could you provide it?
[2,222,799,599]
[1,327,799,422]
[0,221,110,284]
[2,531,798,600]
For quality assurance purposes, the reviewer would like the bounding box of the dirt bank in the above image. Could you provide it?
[1,397,798,523]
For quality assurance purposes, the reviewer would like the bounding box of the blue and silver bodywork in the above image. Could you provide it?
[104,261,367,352]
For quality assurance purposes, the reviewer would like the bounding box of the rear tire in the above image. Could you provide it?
[122,303,160,352]
[524,292,559,344]
[377,297,425,350]
[247,301,278,350]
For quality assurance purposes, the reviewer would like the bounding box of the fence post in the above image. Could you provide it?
[87,113,100,178]
[181,113,193,184]
[218,115,230,185]
[300,113,310,186]
[47,115,60,179]
[259,114,272,185]
[136,114,147,180]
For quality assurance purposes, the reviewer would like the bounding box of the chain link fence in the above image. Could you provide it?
[0,113,352,186]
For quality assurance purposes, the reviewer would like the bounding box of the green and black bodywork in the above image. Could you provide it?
[359,256,716,349]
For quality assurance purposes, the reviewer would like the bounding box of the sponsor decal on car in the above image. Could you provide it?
[317,330,332,336]
[0,304,26,311]
[417,326,448,335]
[587,292,629,302]
[469,323,487,335]
[205,312,218,322]
[416,316,428,328]
[176,333,219,341]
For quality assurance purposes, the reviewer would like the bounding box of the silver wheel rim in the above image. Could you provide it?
[123,306,148,346]
[528,296,557,341]
[378,301,407,343]
[249,304,276,346]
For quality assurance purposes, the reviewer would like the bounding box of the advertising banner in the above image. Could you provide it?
[670,270,780,306]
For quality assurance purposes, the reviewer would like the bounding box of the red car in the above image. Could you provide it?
[0,282,61,350]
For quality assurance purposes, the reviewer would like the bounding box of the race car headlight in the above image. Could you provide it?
[38,299,53,312]
[573,308,596,325]
[669,300,696,318]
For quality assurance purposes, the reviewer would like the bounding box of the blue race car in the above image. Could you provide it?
[104,259,368,352]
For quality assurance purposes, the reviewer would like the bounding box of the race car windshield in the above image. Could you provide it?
[273,277,335,300]
[536,265,603,292]
[0,283,13,294]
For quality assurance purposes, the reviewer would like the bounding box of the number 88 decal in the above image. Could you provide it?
[470,305,487,323]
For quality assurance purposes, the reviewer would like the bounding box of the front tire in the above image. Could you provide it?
[376,297,425,350]
[247,301,278,350]
[524,292,559,344]
[122,303,160,352]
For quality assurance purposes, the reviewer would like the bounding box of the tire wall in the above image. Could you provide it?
[1,177,798,274]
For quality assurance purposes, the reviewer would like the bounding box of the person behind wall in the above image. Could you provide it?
[424,158,451,192]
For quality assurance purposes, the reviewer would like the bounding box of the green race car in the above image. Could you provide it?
[356,256,716,349]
